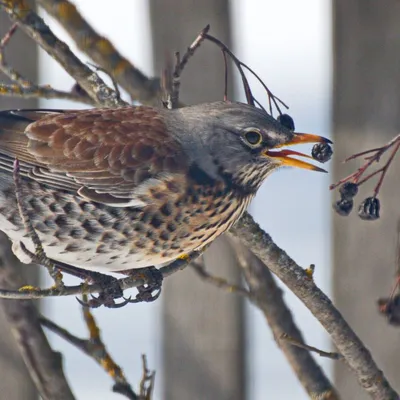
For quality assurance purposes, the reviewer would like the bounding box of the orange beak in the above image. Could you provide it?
[264,133,332,172]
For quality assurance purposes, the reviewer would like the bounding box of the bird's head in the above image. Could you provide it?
[169,101,331,193]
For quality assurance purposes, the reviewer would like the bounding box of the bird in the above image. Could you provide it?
[0,101,330,305]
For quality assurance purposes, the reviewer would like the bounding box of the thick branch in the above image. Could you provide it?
[231,212,398,400]
[0,251,75,400]
[36,0,160,105]
[0,0,126,107]
[231,243,339,399]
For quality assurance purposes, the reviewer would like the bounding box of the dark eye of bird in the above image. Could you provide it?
[244,130,262,146]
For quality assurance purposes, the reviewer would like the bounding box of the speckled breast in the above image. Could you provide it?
[0,179,251,272]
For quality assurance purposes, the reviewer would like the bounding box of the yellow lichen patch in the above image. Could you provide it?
[113,59,130,76]
[304,264,315,280]
[4,0,29,17]
[18,285,40,292]
[84,308,100,340]
[95,38,114,56]
[311,390,339,400]
[177,253,190,261]
[57,1,78,22]
[101,357,119,378]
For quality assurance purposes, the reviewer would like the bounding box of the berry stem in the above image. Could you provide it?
[330,133,400,192]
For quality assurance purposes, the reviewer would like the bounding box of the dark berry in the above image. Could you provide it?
[277,114,295,131]
[339,182,358,199]
[378,296,400,326]
[333,199,353,216]
[312,143,333,163]
[358,197,380,220]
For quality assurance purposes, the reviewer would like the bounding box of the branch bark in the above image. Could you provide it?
[231,212,398,400]
[0,250,75,400]
[0,0,125,107]
[36,0,160,105]
[231,242,340,399]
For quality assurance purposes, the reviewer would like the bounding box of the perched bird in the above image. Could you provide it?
[0,101,330,303]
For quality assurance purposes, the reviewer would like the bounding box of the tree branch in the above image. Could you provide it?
[231,212,398,399]
[0,0,126,107]
[35,0,160,105]
[0,249,203,300]
[0,249,75,400]
[194,243,340,399]
[230,242,340,399]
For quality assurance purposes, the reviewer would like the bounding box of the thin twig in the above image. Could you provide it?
[139,355,155,400]
[229,238,340,399]
[0,83,94,104]
[330,133,400,197]
[191,259,254,300]
[230,212,398,399]
[35,0,160,105]
[171,24,210,108]
[0,0,125,107]
[280,333,343,361]
[40,304,139,400]
[203,33,288,116]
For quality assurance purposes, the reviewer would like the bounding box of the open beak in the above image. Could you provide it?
[264,133,332,172]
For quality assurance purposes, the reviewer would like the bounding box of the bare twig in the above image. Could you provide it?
[203,33,288,116]
[139,355,155,400]
[171,25,210,108]
[228,239,340,399]
[280,333,343,361]
[40,299,139,400]
[35,0,160,105]
[230,212,398,399]
[330,133,400,197]
[0,250,75,400]
[191,259,254,300]
[0,0,126,107]
[0,22,92,104]
[0,83,94,103]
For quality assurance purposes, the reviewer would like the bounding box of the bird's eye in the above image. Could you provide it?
[244,129,263,146]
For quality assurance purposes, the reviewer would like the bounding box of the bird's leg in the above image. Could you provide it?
[119,266,164,303]
[47,259,131,309]
[13,159,64,289]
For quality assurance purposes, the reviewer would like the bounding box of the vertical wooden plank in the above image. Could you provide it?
[0,12,39,400]
[333,1,400,398]
[149,2,245,399]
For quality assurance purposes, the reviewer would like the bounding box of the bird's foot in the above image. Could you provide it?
[76,274,130,309]
[123,266,164,303]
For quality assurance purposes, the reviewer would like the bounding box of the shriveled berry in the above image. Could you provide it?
[312,143,333,163]
[378,296,400,326]
[358,197,380,220]
[339,182,358,199]
[333,199,353,216]
[277,114,295,131]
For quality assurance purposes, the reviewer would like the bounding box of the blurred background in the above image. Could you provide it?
[1,0,400,399]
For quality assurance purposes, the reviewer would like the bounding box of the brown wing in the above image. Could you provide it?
[0,106,189,206]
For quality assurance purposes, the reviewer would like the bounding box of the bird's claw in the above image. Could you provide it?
[76,294,133,309]
[127,266,164,303]
[76,274,126,308]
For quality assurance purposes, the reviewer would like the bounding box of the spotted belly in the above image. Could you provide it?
[0,179,251,272]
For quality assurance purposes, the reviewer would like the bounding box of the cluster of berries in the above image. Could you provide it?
[333,182,380,220]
